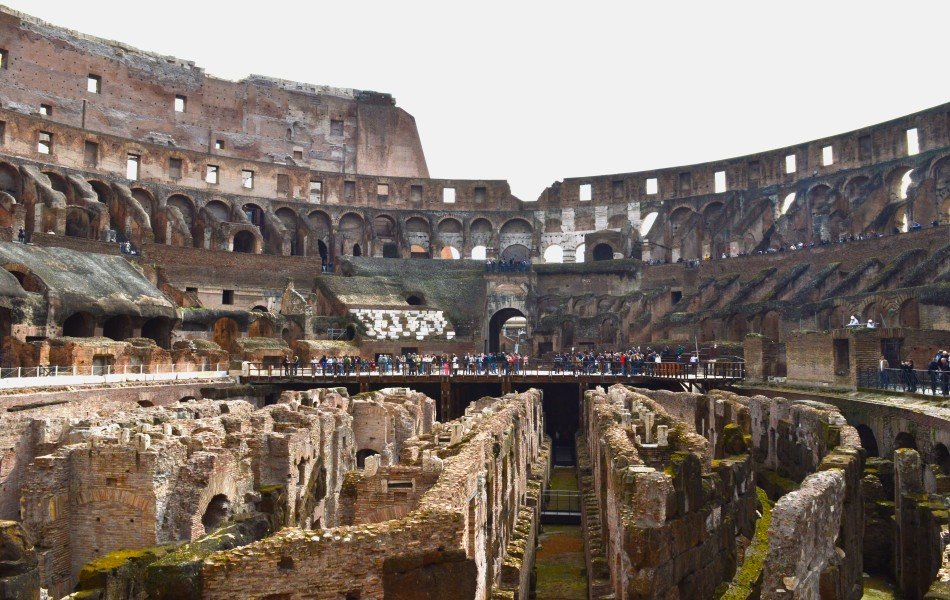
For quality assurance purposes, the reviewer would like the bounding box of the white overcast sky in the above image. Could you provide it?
[10,0,948,200]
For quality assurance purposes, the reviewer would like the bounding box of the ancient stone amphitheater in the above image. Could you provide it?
[0,5,946,600]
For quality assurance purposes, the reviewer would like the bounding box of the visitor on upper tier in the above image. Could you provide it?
[847,315,860,327]
[866,319,876,329]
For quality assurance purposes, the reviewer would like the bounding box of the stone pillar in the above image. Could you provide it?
[894,448,942,599]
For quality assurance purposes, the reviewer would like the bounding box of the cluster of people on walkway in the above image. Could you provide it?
[485,259,530,273]
[878,351,950,396]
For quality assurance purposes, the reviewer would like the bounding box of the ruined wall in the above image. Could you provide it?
[582,384,757,599]
[199,389,546,600]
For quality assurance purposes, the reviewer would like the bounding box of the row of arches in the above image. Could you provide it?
[61,311,174,348]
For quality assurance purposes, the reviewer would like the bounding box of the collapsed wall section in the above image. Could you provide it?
[199,389,546,600]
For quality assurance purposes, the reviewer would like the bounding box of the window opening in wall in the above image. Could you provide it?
[344,181,356,200]
[899,170,913,199]
[612,180,624,199]
[833,339,850,376]
[222,290,234,305]
[185,287,198,294]
[410,184,423,203]
[377,183,389,202]
[0,121,5,145]
[174,95,186,113]
[678,172,691,193]
[859,135,872,161]
[39,104,51,116]
[87,74,101,94]
[241,170,254,189]
[126,154,140,181]
[293,150,303,160]
[330,119,344,136]
[37,131,52,154]
[906,128,919,156]
[785,154,796,174]
[671,290,683,304]
[821,145,834,166]
[0,49,7,69]
[214,140,224,150]
[309,180,322,203]
[443,187,456,203]
[714,170,727,193]
[579,183,592,201]
[474,186,486,204]
[781,192,796,214]
[169,158,182,180]
[83,141,98,167]
[276,174,290,196]
[205,165,219,185]
[645,178,658,195]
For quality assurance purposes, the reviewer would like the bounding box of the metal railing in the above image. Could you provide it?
[0,363,227,379]
[541,490,581,514]
[858,367,950,397]
[246,360,744,380]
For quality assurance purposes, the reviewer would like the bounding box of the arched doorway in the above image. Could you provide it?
[500,244,529,262]
[894,431,917,453]
[233,230,256,253]
[62,312,96,337]
[856,424,879,458]
[356,449,379,469]
[201,494,231,534]
[141,317,173,349]
[102,315,133,341]
[488,308,527,353]
[592,243,614,261]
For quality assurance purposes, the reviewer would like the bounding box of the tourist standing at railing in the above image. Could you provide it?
[879,356,890,389]
[928,356,941,395]
[901,359,918,393]
[940,352,950,397]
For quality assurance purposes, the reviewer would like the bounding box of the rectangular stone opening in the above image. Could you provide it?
[276,174,290,196]
[714,170,727,193]
[474,186,486,204]
[377,184,389,203]
[612,180,624,199]
[169,158,182,180]
[344,180,356,200]
[833,339,850,376]
[646,178,658,195]
[821,145,834,166]
[411,185,423,203]
[39,104,51,116]
[678,172,691,193]
[84,141,98,167]
[174,94,186,113]
[37,131,52,154]
[906,128,919,156]
[87,74,101,94]
[241,170,254,189]
[205,165,219,185]
[309,180,322,203]
[785,154,796,173]
[222,290,234,305]
[126,154,140,181]
[443,187,456,203]
[330,119,344,136]
[579,183,592,201]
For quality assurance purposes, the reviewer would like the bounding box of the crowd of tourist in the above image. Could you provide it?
[485,259,531,273]
[878,350,950,396]
[274,345,710,378]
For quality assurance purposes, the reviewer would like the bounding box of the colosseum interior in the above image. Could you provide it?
[0,5,946,600]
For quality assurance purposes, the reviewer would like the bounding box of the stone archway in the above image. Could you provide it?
[488,308,526,353]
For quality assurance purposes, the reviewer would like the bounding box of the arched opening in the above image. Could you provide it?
[0,162,21,196]
[934,444,950,476]
[352,243,362,257]
[141,317,172,349]
[251,305,268,313]
[856,424,879,458]
[894,432,918,453]
[248,317,274,337]
[488,308,526,353]
[561,320,575,348]
[356,449,379,469]
[212,317,240,353]
[62,312,96,337]
[592,243,614,261]
[275,207,304,256]
[640,212,659,236]
[500,244,529,262]
[543,245,563,263]
[382,243,399,258]
[410,244,429,259]
[406,294,425,306]
[233,230,256,253]
[439,246,460,260]
[201,494,231,534]
[574,244,586,263]
[243,203,266,233]
[727,315,748,342]
[317,240,328,264]
[102,315,133,341]
[64,207,92,238]
[471,245,487,260]
[781,192,797,215]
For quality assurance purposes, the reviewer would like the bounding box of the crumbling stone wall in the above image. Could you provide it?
[199,389,546,600]
[583,384,757,599]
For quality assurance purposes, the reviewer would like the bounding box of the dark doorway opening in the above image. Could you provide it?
[488,308,526,354]
[592,243,614,261]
